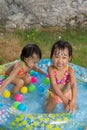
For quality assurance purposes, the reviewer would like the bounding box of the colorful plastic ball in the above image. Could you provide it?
[28,84,36,92]
[12,102,20,109]
[29,70,35,76]
[4,75,8,79]
[20,86,28,94]
[0,81,3,86]
[15,94,23,102]
[38,85,45,93]
[32,71,39,77]
[18,103,26,112]
[46,73,49,78]
[31,76,37,84]
[3,90,11,98]
[43,78,50,85]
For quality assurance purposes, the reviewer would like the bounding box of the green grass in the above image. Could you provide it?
[0,27,87,68]
[14,27,87,68]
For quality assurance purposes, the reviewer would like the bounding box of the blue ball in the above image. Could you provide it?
[18,103,26,112]
[38,85,45,93]
[32,71,39,77]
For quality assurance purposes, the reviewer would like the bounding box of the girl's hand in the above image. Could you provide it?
[64,97,70,112]
[65,103,70,112]
[69,100,76,115]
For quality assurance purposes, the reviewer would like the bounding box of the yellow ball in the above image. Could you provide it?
[3,90,11,98]
[20,86,28,94]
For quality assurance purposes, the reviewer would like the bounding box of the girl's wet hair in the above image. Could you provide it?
[20,43,42,61]
[50,40,72,61]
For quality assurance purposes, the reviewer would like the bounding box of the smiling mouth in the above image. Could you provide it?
[57,64,63,67]
[56,65,63,69]
[57,66,62,68]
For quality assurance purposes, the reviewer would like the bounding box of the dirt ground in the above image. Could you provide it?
[0,31,22,64]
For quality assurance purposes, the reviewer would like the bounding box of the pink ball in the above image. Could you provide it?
[0,81,3,86]
[46,73,49,78]
[15,94,23,102]
[31,76,37,84]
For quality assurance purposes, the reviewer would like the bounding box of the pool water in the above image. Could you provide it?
[0,59,87,130]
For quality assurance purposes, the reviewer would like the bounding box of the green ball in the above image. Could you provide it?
[29,70,35,76]
[43,78,50,85]
[28,84,36,92]
[12,102,20,109]
[4,75,8,79]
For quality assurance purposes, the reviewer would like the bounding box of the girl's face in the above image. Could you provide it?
[52,48,70,70]
[24,53,40,68]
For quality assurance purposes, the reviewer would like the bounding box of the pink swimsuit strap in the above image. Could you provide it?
[54,70,70,85]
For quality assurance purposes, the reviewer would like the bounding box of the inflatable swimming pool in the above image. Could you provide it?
[0,59,87,130]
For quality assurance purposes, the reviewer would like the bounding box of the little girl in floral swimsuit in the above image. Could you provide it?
[0,43,45,98]
[45,40,77,114]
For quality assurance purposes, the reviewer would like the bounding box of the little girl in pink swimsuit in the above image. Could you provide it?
[45,40,77,114]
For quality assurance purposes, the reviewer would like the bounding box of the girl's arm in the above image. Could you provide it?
[70,67,77,102]
[69,67,77,114]
[0,62,21,92]
[33,65,46,74]
[48,67,69,105]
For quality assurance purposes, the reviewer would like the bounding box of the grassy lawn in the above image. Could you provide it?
[0,27,87,68]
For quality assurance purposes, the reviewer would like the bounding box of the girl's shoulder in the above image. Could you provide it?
[48,65,55,74]
[48,65,54,70]
[14,60,23,68]
[5,60,22,75]
[68,65,74,74]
